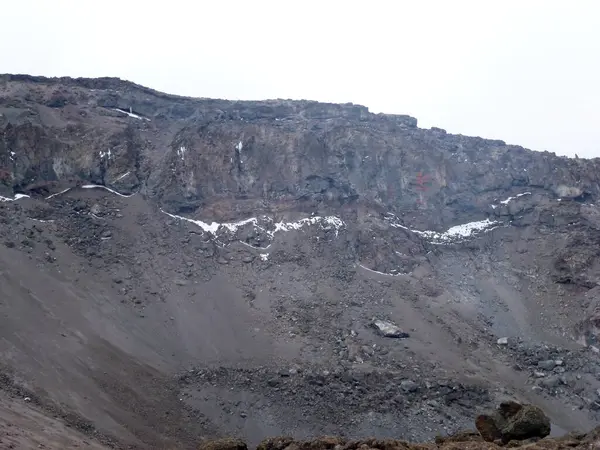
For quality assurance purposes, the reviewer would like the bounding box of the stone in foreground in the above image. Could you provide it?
[476,401,551,443]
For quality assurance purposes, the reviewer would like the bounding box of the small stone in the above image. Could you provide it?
[537,360,556,371]
[533,371,546,378]
[267,378,280,387]
[240,412,247,418]
[539,375,560,388]
[497,337,509,345]
[401,380,418,392]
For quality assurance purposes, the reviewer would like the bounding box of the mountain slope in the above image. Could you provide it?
[1,74,600,449]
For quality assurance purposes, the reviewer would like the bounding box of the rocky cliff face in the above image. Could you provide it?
[2,74,598,221]
[1,74,600,449]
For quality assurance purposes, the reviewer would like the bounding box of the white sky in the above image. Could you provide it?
[2,0,599,158]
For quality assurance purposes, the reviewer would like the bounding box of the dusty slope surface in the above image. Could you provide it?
[1,74,600,448]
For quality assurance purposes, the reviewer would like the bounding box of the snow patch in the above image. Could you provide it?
[0,193,29,202]
[272,216,344,237]
[161,210,238,234]
[99,149,112,160]
[221,218,260,233]
[9,151,15,161]
[81,185,134,198]
[235,141,243,152]
[113,108,149,121]
[177,146,186,161]
[389,215,499,243]
[260,253,269,261]
[413,218,499,241]
[499,192,531,205]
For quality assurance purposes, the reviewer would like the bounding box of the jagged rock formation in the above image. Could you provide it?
[1,74,600,449]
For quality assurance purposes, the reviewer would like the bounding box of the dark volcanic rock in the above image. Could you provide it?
[476,401,551,443]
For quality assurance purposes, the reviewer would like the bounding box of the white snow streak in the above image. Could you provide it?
[239,240,271,250]
[113,108,149,121]
[0,193,29,202]
[177,146,186,161]
[236,141,243,152]
[115,171,131,181]
[272,216,344,237]
[390,217,499,243]
[161,209,232,233]
[358,264,407,277]
[426,218,498,240]
[46,188,71,199]
[162,211,345,239]
[81,185,134,198]
[499,192,531,205]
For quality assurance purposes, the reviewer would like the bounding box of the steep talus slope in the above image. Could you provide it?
[1,74,600,449]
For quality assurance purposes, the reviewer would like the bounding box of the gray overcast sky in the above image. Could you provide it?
[2,0,600,158]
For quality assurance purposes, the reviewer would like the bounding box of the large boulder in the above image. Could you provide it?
[475,401,551,443]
